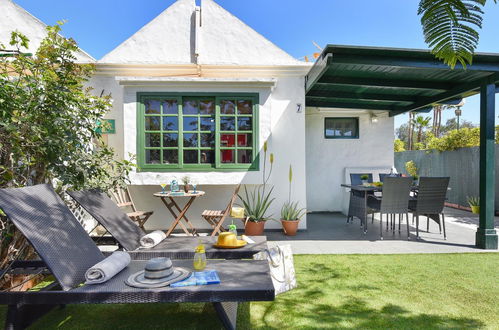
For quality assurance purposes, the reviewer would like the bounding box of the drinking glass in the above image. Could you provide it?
[160,183,167,194]
[191,179,198,194]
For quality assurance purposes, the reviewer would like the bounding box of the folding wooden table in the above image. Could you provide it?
[154,191,205,237]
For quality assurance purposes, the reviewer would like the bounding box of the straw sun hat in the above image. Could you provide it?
[126,257,190,288]
[213,232,247,249]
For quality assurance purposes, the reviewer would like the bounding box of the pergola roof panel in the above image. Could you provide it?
[306,45,499,115]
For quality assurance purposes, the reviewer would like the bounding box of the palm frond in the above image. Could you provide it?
[418,0,487,68]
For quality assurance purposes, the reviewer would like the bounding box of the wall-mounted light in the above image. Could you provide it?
[370,113,379,123]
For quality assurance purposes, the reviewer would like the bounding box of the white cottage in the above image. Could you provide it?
[1,0,394,231]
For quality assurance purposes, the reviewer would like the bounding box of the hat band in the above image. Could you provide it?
[144,268,174,279]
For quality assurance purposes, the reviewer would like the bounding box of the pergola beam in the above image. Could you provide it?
[306,100,393,111]
[332,54,499,72]
[316,76,452,91]
[306,90,417,102]
[389,76,494,116]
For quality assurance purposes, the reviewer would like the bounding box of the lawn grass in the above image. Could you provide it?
[1,253,497,329]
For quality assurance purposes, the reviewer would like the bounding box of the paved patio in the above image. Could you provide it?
[265,208,499,254]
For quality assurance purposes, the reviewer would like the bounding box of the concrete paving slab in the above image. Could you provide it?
[266,210,498,254]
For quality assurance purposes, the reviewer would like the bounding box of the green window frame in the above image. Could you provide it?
[137,92,259,172]
[324,117,359,139]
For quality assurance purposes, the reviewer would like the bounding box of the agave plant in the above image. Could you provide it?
[467,196,480,207]
[239,185,275,223]
[281,201,306,221]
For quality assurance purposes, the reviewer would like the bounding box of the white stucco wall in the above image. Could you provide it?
[91,74,308,231]
[99,0,302,66]
[305,108,394,213]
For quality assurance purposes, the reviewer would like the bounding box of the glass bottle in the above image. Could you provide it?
[228,223,238,237]
[171,179,179,192]
[193,241,206,271]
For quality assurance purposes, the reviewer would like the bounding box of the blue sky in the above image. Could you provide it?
[15,0,499,129]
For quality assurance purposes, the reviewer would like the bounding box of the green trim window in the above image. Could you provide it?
[137,93,259,171]
[324,117,359,139]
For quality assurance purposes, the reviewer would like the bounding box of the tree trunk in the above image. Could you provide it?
[408,113,413,150]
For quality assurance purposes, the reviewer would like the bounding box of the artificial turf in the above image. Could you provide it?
[1,253,497,329]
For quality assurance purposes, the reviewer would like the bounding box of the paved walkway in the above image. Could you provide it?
[265,208,499,254]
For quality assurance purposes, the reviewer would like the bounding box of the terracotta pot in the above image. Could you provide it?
[471,206,480,214]
[245,221,265,236]
[183,184,190,193]
[281,219,299,236]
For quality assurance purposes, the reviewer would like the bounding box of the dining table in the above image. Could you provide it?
[341,184,422,234]
[153,190,205,237]
[342,182,451,235]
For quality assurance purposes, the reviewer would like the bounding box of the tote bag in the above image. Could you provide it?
[253,244,297,295]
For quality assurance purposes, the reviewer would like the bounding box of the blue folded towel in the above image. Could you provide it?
[170,270,220,287]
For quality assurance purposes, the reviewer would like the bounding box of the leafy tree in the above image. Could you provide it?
[394,139,406,152]
[426,127,481,151]
[0,25,133,289]
[418,0,498,68]
[440,117,475,134]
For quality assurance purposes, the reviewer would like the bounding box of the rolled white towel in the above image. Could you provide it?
[139,230,167,248]
[85,251,131,285]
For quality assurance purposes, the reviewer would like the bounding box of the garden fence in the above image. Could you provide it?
[394,146,499,212]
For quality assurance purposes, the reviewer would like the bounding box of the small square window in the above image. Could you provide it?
[324,117,359,139]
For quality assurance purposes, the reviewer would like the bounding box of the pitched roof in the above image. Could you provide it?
[0,0,94,62]
[99,0,303,66]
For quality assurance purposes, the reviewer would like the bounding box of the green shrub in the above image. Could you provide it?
[394,139,406,152]
[405,160,418,177]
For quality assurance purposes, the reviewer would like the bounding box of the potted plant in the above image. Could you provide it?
[467,196,480,214]
[181,176,190,193]
[405,160,419,184]
[280,165,306,236]
[360,174,369,185]
[239,141,275,235]
[240,186,275,235]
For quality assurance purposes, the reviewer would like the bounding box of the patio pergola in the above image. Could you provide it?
[305,45,499,249]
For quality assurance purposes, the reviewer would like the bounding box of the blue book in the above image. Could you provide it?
[171,270,220,287]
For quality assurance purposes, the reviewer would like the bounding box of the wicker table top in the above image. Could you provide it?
[0,260,275,305]
[114,236,268,260]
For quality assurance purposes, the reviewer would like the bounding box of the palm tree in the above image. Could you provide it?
[418,0,497,68]
[408,112,415,150]
[412,115,432,143]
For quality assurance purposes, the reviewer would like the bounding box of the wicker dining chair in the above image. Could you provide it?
[409,177,450,240]
[367,176,412,240]
[202,185,241,236]
[110,186,153,229]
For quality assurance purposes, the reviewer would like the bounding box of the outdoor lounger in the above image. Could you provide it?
[0,184,274,330]
[67,189,268,260]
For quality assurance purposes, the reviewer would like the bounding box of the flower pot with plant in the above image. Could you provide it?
[181,176,190,193]
[405,160,419,185]
[467,196,480,214]
[238,141,275,235]
[281,165,306,236]
[360,174,369,186]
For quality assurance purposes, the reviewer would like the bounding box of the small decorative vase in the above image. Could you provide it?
[183,184,189,193]
[361,180,368,186]
[471,206,480,214]
[281,219,299,236]
[245,221,265,236]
